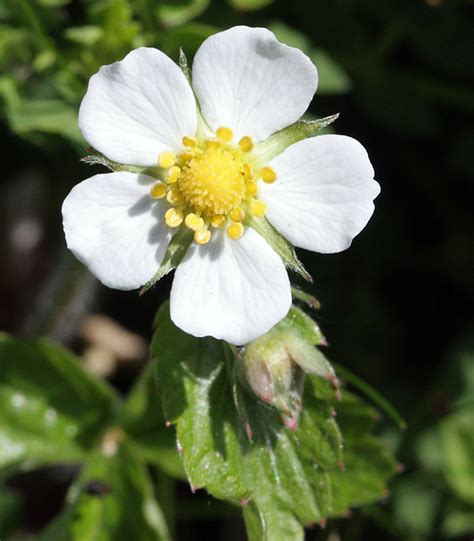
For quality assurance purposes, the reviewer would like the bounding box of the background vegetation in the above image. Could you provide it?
[0,0,472,539]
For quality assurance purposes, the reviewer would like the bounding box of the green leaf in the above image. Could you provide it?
[65,25,104,46]
[228,0,274,10]
[40,443,170,541]
[0,335,117,474]
[156,0,210,27]
[119,362,185,479]
[442,498,474,538]
[269,22,350,95]
[417,407,474,504]
[311,49,351,95]
[5,98,83,144]
[152,304,397,540]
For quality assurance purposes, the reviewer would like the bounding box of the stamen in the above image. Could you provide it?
[166,188,184,206]
[230,207,245,222]
[210,215,226,228]
[185,213,205,231]
[239,136,254,153]
[261,166,277,184]
[243,163,253,178]
[227,222,244,240]
[205,139,222,149]
[150,182,167,199]
[216,126,233,142]
[158,151,176,168]
[167,166,181,184]
[246,181,258,197]
[194,229,211,245]
[250,200,267,217]
[165,208,183,228]
[182,135,198,148]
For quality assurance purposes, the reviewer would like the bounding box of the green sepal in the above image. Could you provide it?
[178,47,191,83]
[252,114,339,168]
[276,305,325,346]
[81,148,161,178]
[140,227,193,294]
[291,285,321,310]
[246,216,311,282]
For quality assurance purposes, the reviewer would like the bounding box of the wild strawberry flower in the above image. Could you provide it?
[62,26,380,345]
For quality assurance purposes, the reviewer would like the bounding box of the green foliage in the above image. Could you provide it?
[39,444,170,541]
[390,352,474,540]
[152,303,397,540]
[0,335,116,475]
[0,334,181,539]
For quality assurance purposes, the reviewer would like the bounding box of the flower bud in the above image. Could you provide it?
[239,306,339,429]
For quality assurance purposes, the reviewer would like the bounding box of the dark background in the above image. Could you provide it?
[0,0,473,539]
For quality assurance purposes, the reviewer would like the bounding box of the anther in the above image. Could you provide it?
[166,188,184,206]
[250,200,267,217]
[205,139,222,149]
[261,166,277,183]
[182,135,198,148]
[158,151,176,168]
[194,229,211,245]
[230,207,245,222]
[216,127,234,142]
[243,163,253,178]
[246,181,258,197]
[167,166,181,184]
[239,136,254,153]
[227,222,244,240]
[150,182,167,199]
[165,208,183,228]
[184,213,205,231]
[210,215,226,228]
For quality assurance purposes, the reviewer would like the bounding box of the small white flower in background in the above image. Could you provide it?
[62,26,380,345]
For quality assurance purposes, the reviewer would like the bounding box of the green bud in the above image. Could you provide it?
[239,330,304,430]
[239,306,339,430]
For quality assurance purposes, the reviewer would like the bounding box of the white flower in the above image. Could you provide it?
[62,26,380,346]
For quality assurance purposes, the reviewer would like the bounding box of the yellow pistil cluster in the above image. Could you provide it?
[151,127,277,245]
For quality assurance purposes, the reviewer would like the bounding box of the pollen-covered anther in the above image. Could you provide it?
[216,126,234,142]
[210,215,226,228]
[261,166,277,184]
[158,151,176,168]
[165,208,183,228]
[230,207,245,222]
[184,213,205,231]
[194,228,211,245]
[150,182,167,199]
[167,166,181,184]
[239,136,254,153]
[250,200,267,217]
[246,181,258,197]
[166,188,184,206]
[205,139,222,149]
[182,135,197,148]
[227,222,244,240]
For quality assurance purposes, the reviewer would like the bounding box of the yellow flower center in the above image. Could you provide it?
[151,126,278,246]
[179,147,245,216]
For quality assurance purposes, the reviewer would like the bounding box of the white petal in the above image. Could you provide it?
[62,172,172,290]
[170,228,291,345]
[192,26,318,143]
[260,135,380,253]
[79,47,197,166]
